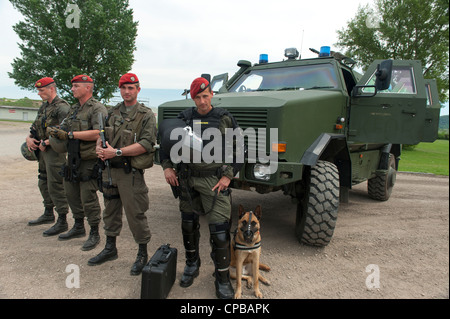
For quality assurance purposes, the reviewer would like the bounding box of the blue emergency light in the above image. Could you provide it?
[319,46,331,57]
[259,54,268,64]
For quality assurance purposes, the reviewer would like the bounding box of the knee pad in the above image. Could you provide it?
[181,212,199,234]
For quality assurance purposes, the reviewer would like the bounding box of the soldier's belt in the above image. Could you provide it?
[110,162,127,169]
[188,169,219,178]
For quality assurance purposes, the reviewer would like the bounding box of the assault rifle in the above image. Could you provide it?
[98,113,113,189]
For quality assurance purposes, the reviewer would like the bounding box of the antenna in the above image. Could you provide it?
[299,29,305,58]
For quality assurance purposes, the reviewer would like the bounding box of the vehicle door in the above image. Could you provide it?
[422,79,441,142]
[348,60,428,145]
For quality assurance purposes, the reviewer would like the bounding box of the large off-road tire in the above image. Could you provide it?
[295,160,340,247]
[368,153,397,201]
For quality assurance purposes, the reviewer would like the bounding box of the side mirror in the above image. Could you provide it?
[375,60,393,91]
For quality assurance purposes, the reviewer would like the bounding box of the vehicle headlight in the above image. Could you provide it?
[253,164,272,181]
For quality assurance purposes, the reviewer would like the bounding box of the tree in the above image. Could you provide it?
[8,0,138,103]
[336,0,449,103]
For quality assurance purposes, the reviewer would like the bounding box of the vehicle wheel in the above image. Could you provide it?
[368,153,396,201]
[295,160,340,247]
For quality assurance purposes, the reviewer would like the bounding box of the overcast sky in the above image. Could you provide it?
[0,0,374,89]
[0,0,448,114]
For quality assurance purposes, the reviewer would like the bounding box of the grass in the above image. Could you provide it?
[399,140,449,176]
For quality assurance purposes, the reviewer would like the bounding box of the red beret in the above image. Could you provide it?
[190,77,211,99]
[71,74,94,83]
[35,77,55,88]
[119,73,139,88]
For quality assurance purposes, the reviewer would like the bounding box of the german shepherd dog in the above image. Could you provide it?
[230,205,270,299]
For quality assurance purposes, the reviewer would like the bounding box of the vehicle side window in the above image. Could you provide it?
[363,66,416,94]
[341,68,356,96]
[425,84,433,106]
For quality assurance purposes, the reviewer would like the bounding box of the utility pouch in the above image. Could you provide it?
[67,140,81,173]
[121,129,133,148]
[123,157,132,174]
[131,151,155,170]
[104,127,114,142]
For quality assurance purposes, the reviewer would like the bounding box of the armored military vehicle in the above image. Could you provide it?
[157,46,441,246]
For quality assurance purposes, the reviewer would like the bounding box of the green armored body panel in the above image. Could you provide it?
[157,47,441,247]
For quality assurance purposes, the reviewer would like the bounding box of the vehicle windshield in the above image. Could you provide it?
[229,64,339,92]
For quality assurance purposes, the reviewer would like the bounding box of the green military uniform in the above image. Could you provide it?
[88,100,157,275]
[58,96,107,248]
[29,96,70,226]
[102,102,156,243]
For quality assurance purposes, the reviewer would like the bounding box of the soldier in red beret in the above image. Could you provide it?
[88,73,156,276]
[47,74,107,251]
[26,77,71,231]
[160,76,243,299]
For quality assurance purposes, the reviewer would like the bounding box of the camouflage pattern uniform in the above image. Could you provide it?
[28,96,70,227]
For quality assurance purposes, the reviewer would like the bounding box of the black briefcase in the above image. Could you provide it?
[141,244,177,299]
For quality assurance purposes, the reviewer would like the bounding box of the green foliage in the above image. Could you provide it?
[439,115,449,130]
[0,97,38,107]
[8,0,138,103]
[336,0,449,103]
[400,140,449,175]
[438,130,449,140]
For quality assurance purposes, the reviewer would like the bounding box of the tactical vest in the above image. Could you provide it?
[33,97,68,140]
[106,103,155,169]
[179,106,231,146]
[65,97,104,160]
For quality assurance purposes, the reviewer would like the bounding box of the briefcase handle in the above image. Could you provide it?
[151,245,173,266]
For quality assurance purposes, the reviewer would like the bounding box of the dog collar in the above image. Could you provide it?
[234,241,261,251]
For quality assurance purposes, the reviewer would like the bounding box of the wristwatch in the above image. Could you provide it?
[68,131,74,140]
[41,140,47,147]
[115,148,123,157]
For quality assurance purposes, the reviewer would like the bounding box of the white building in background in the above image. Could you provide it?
[0,106,38,122]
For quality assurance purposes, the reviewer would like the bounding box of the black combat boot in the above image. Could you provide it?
[209,222,234,299]
[130,244,148,276]
[58,218,86,240]
[43,214,68,237]
[81,225,100,251]
[180,215,201,287]
[28,207,55,226]
[87,236,118,266]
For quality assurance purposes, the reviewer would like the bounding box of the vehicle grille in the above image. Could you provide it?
[226,108,268,160]
[161,107,268,129]
[225,108,268,129]
[161,108,184,119]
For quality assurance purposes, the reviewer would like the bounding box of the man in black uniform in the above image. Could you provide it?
[160,77,243,299]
